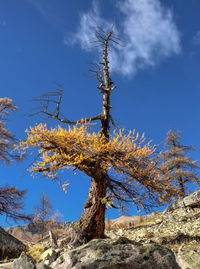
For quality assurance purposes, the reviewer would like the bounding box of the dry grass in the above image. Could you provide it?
[26,244,44,262]
[0,252,10,263]
[51,228,64,239]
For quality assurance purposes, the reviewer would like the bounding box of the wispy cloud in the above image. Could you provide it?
[28,0,65,30]
[193,31,200,46]
[67,0,181,77]
[28,0,49,18]
[64,0,112,50]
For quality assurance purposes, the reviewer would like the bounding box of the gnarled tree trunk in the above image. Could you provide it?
[70,170,107,247]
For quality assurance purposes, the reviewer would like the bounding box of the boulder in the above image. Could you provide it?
[11,252,36,269]
[183,189,200,208]
[52,237,180,269]
[176,242,200,269]
[164,189,200,213]
[0,226,26,259]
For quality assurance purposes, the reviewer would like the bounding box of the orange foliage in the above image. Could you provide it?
[0,97,17,162]
[16,123,179,210]
[16,123,153,174]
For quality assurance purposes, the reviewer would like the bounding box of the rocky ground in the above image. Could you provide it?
[1,189,200,268]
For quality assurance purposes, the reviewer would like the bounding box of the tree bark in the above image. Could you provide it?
[177,165,186,199]
[178,177,185,198]
[100,31,112,140]
[69,170,107,247]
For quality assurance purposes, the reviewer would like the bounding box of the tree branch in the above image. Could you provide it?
[29,89,102,125]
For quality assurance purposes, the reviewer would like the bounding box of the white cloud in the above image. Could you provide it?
[64,0,112,50]
[193,31,200,46]
[67,0,181,77]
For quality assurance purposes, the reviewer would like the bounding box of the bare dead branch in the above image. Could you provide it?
[29,89,102,125]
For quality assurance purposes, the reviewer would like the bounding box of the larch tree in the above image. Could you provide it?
[16,29,179,247]
[0,97,30,222]
[0,185,29,222]
[160,129,200,198]
[33,192,52,238]
[0,97,17,163]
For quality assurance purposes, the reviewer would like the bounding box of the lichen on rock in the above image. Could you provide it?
[11,252,36,269]
[52,237,179,269]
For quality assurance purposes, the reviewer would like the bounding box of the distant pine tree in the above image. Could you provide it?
[160,129,200,198]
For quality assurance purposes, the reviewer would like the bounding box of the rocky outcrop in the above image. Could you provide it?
[6,189,200,268]
[106,190,200,269]
[164,189,200,215]
[51,237,179,269]
[0,226,26,259]
[11,252,36,269]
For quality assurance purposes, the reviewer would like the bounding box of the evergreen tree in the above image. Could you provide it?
[160,129,200,198]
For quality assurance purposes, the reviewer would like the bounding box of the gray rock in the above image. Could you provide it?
[36,263,51,269]
[39,248,60,266]
[164,189,200,214]
[0,226,26,259]
[183,189,200,208]
[0,262,13,269]
[11,252,36,269]
[52,237,180,269]
[176,242,200,269]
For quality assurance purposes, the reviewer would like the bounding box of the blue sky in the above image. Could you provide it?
[1,0,200,228]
